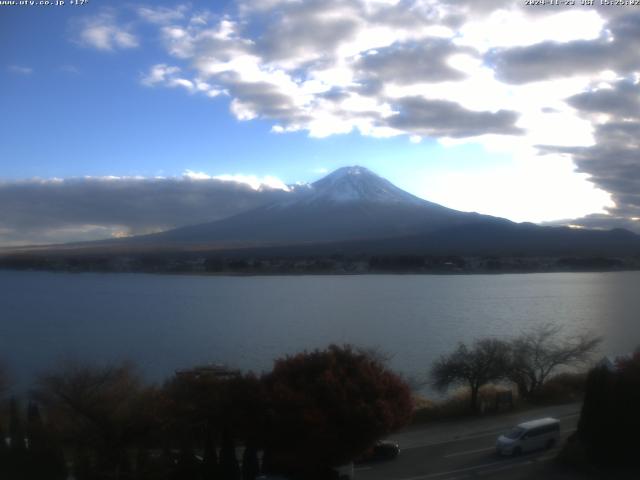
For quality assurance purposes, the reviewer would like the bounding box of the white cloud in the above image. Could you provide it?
[141,64,222,96]
[7,65,33,75]
[183,169,290,192]
[141,64,181,86]
[137,5,187,24]
[455,9,604,52]
[76,12,139,51]
[211,173,291,191]
[182,170,213,180]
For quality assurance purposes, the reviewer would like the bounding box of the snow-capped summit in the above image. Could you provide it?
[302,166,425,206]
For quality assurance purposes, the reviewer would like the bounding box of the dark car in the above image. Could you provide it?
[356,441,400,463]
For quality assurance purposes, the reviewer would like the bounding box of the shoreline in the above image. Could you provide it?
[1,265,639,276]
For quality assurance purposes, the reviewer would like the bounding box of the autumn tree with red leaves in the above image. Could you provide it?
[262,344,413,479]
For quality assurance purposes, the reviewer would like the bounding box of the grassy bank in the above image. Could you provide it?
[411,372,586,425]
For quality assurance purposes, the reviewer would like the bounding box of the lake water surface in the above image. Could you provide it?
[1,270,639,391]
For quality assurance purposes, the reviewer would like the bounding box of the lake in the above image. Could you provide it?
[1,270,639,393]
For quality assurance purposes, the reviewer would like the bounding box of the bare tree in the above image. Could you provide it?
[33,361,158,480]
[430,338,510,413]
[507,324,602,398]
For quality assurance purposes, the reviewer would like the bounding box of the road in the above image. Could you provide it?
[356,403,582,480]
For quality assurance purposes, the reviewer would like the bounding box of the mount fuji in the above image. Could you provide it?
[18,166,640,258]
[129,166,501,248]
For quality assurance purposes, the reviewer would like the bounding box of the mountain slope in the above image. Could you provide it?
[20,166,640,258]
[131,166,502,247]
[353,221,640,256]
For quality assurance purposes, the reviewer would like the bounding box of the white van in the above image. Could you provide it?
[496,417,560,456]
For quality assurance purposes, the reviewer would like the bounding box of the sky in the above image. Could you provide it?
[1,0,640,246]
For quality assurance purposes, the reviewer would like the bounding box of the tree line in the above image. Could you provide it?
[0,325,604,479]
[0,345,413,480]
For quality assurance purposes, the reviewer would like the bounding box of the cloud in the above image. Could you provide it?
[186,170,291,191]
[0,175,289,247]
[141,64,180,85]
[60,1,640,231]
[137,5,187,24]
[490,12,640,84]
[75,11,139,51]
[253,1,361,67]
[356,40,472,86]
[388,97,522,138]
[544,214,640,234]
[7,65,33,75]
[455,9,604,52]
[141,64,223,97]
[147,0,504,139]
[491,40,612,85]
[138,0,619,144]
[567,80,640,120]
[538,79,640,231]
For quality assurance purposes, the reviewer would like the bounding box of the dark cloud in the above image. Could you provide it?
[0,177,287,247]
[544,213,640,234]
[490,40,613,84]
[568,81,640,119]
[248,0,452,67]
[540,80,640,231]
[388,97,523,138]
[490,12,640,84]
[357,40,472,85]
[224,78,307,122]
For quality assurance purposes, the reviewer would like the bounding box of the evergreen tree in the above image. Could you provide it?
[577,366,611,463]
[577,354,640,466]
